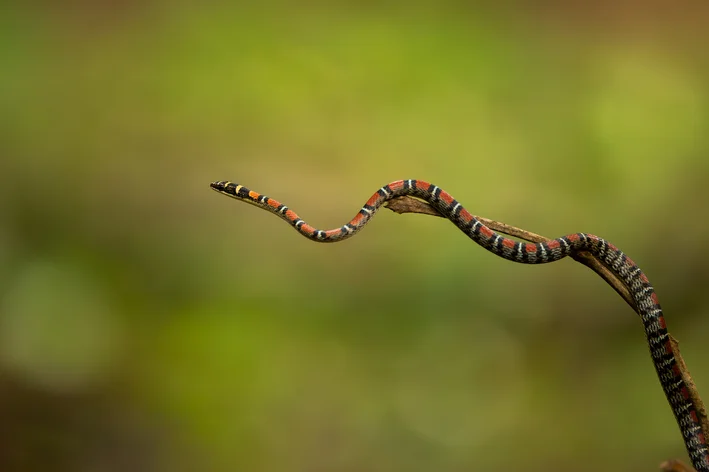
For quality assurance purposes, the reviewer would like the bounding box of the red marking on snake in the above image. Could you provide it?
[388,180,405,191]
[439,191,454,205]
[299,223,315,235]
[366,194,380,206]
[681,387,690,400]
[351,213,365,225]
[459,209,473,221]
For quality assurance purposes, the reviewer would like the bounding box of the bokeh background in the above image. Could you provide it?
[2,2,709,471]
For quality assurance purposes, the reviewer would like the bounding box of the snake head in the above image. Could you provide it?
[210,181,229,192]
[210,181,251,200]
[210,181,240,197]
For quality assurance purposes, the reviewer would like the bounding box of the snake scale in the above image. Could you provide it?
[210,178,708,470]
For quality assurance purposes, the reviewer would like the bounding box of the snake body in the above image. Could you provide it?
[210,178,708,470]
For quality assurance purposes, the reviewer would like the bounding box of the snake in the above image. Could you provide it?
[210,178,708,470]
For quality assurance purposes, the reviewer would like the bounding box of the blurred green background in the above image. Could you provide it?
[2,2,709,471]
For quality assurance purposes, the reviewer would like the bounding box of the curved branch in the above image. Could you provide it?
[384,195,707,471]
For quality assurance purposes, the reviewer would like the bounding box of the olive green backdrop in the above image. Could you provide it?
[1,2,709,471]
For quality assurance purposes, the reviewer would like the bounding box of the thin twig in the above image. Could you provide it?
[384,195,707,471]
